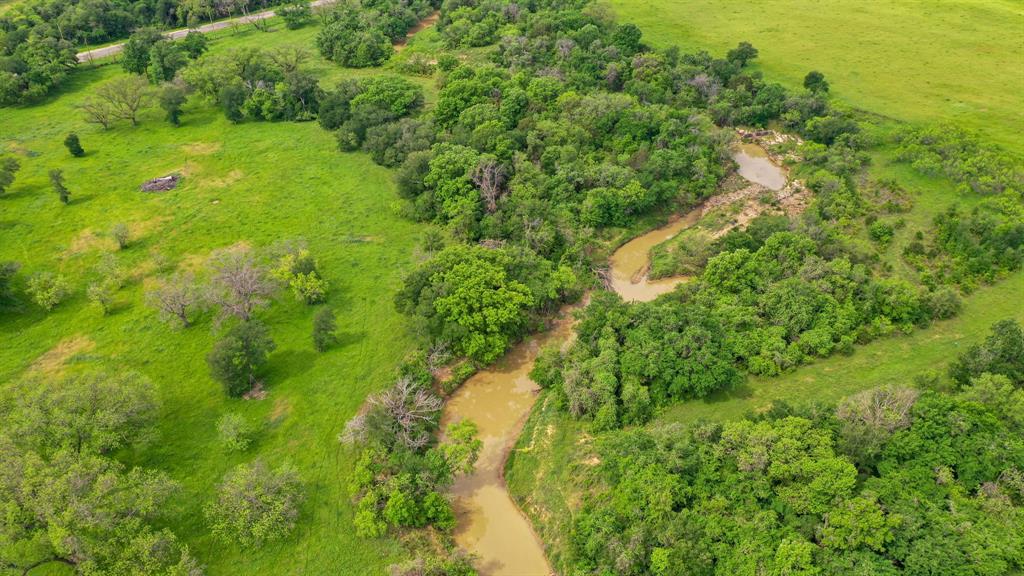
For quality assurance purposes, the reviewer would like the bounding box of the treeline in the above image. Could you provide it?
[0,0,312,105]
[566,319,1024,575]
[316,0,438,67]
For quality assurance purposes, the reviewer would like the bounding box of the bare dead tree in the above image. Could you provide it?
[207,248,277,322]
[836,386,919,433]
[687,73,721,101]
[556,37,575,59]
[146,272,201,328]
[836,386,919,466]
[95,77,153,126]
[237,0,270,31]
[604,63,622,91]
[341,376,443,450]
[471,158,507,214]
[269,46,309,74]
[501,2,521,21]
[78,98,115,130]
[426,342,452,372]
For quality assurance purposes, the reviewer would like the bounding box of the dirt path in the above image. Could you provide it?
[394,10,440,52]
[77,0,337,63]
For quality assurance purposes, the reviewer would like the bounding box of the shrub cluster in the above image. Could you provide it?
[566,320,1024,576]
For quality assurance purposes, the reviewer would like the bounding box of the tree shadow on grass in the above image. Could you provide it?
[699,379,754,405]
[267,348,317,383]
[334,329,367,349]
[69,193,97,206]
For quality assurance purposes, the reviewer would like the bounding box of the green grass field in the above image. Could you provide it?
[612,0,1024,155]
[1,22,441,575]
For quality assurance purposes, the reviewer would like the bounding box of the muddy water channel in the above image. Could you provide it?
[441,309,577,575]
[612,143,788,302]
[441,141,786,573]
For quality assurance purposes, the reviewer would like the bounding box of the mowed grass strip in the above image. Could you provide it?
[611,0,1024,155]
[0,26,430,575]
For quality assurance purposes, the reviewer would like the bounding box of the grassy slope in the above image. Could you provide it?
[508,270,1024,571]
[611,0,1024,156]
[0,22,439,576]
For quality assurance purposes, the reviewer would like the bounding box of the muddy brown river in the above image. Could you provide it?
[441,141,786,574]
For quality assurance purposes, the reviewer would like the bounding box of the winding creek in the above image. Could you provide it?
[440,141,788,574]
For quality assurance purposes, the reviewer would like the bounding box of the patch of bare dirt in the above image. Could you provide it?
[736,127,804,163]
[182,142,222,155]
[270,396,292,422]
[394,10,440,51]
[204,169,244,189]
[66,228,116,256]
[243,383,267,400]
[700,179,812,240]
[30,336,96,374]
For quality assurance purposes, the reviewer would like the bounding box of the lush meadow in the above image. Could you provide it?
[611,0,1024,155]
[1,20,434,575]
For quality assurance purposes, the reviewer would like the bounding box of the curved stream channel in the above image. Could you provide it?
[440,143,787,574]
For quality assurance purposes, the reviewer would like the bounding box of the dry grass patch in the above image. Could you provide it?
[30,335,96,374]
[182,142,223,155]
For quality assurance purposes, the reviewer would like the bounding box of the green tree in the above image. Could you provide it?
[279,2,312,29]
[111,222,130,249]
[217,412,254,452]
[122,28,164,75]
[207,320,276,397]
[727,41,759,67]
[63,132,84,156]
[159,83,188,125]
[180,31,209,59]
[26,271,68,310]
[219,83,247,123]
[949,319,1024,386]
[0,373,200,574]
[820,494,898,552]
[204,459,304,547]
[147,41,187,84]
[87,279,116,314]
[396,245,536,363]
[2,372,158,455]
[803,70,830,94]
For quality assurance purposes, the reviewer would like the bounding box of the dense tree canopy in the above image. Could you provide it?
[0,373,201,574]
[396,243,575,363]
[568,365,1024,575]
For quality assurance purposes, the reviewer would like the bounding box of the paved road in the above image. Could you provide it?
[76,0,336,63]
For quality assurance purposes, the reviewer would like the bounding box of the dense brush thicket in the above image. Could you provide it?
[316,0,439,67]
[567,320,1024,576]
